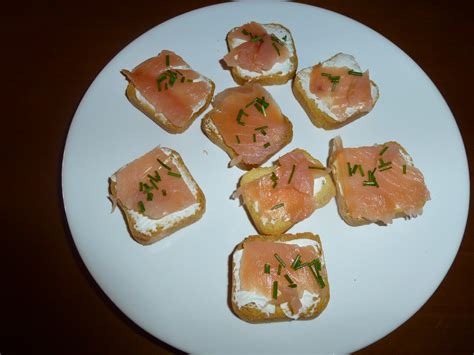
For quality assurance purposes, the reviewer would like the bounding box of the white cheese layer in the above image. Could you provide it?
[228,23,295,78]
[298,53,379,122]
[113,148,200,236]
[232,238,323,318]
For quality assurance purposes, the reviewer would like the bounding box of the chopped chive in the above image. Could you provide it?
[321,72,331,77]
[272,42,280,56]
[139,182,143,191]
[347,162,354,176]
[403,164,407,174]
[309,264,325,288]
[143,183,152,193]
[348,69,363,76]
[138,201,145,213]
[331,81,338,91]
[186,79,193,83]
[167,171,181,178]
[271,171,278,188]
[310,258,322,271]
[148,173,160,182]
[379,165,393,172]
[282,35,287,41]
[253,134,256,143]
[245,99,256,108]
[291,254,301,269]
[167,70,177,87]
[379,146,389,156]
[272,281,278,299]
[288,284,297,288]
[284,274,295,285]
[165,54,170,67]
[250,35,263,42]
[157,158,171,170]
[256,96,270,109]
[363,181,378,186]
[277,264,282,275]
[180,76,185,83]
[236,109,248,126]
[149,179,159,190]
[255,125,268,131]
[294,262,310,270]
[308,165,326,170]
[350,164,359,176]
[161,189,167,196]
[378,158,392,168]
[264,263,270,274]
[242,29,250,36]
[288,164,296,184]
[236,135,240,144]
[271,203,284,210]
[175,70,183,76]
[146,192,153,201]
[263,142,271,148]
[274,253,286,267]
[358,164,365,176]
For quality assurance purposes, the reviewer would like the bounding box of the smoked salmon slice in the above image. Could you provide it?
[122,50,214,133]
[231,233,330,322]
[238,149,335,235]
[329,137,430,225]
[202,83,293,170]
[223,22,290,73]
[109,146,206,244]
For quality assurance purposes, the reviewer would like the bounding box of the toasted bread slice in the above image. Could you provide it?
[109,147,205,245]
[293,53,379,130]
[231,232,330,323]
[201,84,293,170]
[238,149,335,235]
[122,50,215,134]
[329,136,430,226]
[225,23,298,85]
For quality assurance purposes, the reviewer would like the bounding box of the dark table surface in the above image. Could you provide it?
[4,1,473,354]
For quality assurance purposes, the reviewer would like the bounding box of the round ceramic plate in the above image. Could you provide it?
[62,2,469,354]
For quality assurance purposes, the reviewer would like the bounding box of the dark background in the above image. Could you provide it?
[3,1,473,354]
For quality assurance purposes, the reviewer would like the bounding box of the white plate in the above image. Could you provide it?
[62,2,469,354]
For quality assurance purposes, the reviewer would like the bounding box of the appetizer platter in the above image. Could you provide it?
[62,2,469,353]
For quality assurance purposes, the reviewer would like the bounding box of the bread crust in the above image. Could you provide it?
[239,150,335,235]
[292,67,379,130]
[123,76,215,134]
[329,137,423,226]
[201,111,293,170]
[226,23,298,86]
[230,232,330,323]
[109,148,206,245]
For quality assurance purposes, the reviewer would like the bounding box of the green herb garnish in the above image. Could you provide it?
[309,264,325,288]
[272,42,280,56]
[253,133,256,143]
[180,76,185,83]
[242,29,250,36]
[272,281,278,299]
[358,164,365,177]
[403,164,407,174]
[308,165,326,170]
[186,79,193,83]
[274,253,286,267]
[378,158,392,169]
[236,109,248,126]
[288,164,296,184]
[161,189,167,196]
[291,254,301,269]
[254,97,269,117]
[271,203,284,210]
[379,165,393,172]
[282,35,287,41]
[250,35,263,42]
[284,274,295,285]
[347,162,354,176]
[167,171,181,178]
[363,168,379,187]
[255,125,268,131]
[271,171,278,188]
[277,263,282,275]
[149,179,158,190]
[165,54,170,67]
[143,183,152,193]
[146,192,153,201]
[263,142,271,148]
[264,263,271,274]
[138,201,145,213]
[288,284,297,288]
[139,182,143,191]
[236,135,240,144]
[148,171,161,182]
[348,69,363,76]
[157,158,171,170]
[379,146,389,156]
